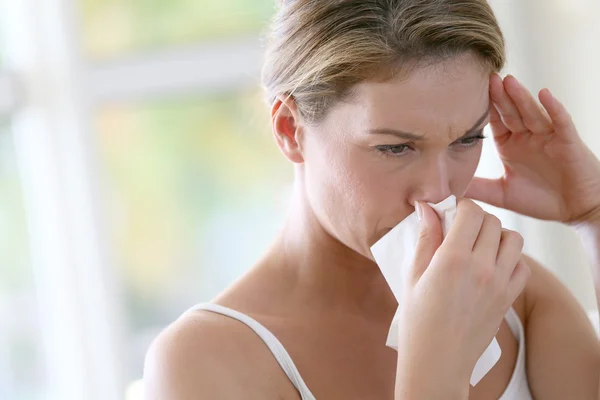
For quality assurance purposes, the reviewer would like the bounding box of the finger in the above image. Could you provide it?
[538,88,578,138]
[411,201,443,282]
[489,102,510,139]
[464,177,507,209]
[506,256,531,304]
[496,229,524,282]
[489,73,528,133]
[503,75,553,134]
[473,213,502,262]
[444,198,485,250]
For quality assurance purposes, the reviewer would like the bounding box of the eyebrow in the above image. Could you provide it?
[367,105,490,141]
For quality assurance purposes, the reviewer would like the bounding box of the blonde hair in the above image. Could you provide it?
[261,0,505,123]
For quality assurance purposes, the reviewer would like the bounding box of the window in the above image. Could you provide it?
[94,88,291,385]
[0,127,46,399]
[79,0,276,59]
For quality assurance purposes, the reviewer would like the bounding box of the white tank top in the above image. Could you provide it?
[184,303,533,399]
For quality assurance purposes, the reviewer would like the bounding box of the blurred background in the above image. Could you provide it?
[0,0,598,399]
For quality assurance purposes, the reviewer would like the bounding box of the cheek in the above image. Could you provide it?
[304,143,393,248]
[318,151,370,217]
[303,138,365,222]
[343,152,416,238]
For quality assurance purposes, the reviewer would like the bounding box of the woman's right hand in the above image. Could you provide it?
[394,198,531,399]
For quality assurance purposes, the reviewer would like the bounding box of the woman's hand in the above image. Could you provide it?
[394,199,530,399]
[466,73,600,225]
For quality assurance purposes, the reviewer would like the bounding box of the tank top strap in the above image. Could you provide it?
[185,303,317,400]
[498,307,534,399]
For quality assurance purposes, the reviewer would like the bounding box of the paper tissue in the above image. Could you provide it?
[370,195,501,386]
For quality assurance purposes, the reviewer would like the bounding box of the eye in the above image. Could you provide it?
[375,144,413,157]
[454,131,487,148]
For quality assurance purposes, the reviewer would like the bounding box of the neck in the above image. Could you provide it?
[268,180,397,320]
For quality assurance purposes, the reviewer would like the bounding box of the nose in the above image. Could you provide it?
[410,155,452,205]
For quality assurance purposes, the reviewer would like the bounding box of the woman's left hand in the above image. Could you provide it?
[466,73,600,225]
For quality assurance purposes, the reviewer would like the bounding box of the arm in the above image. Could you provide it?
[523,254,600,399]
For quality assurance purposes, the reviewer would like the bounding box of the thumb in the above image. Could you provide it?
[465,177,507,209]
[410,201,443,282]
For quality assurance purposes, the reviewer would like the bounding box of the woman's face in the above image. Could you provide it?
[299,53,491,259]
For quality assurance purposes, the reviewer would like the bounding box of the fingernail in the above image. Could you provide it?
[415,202,423,221]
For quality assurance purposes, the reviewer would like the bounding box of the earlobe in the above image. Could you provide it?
[271,96,305,164]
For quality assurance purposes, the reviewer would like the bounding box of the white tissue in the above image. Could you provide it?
[370,195,501,387]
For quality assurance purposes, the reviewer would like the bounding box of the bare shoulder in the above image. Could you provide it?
[143,309,247,399]
[520,253,595,333]
[521,253,593,319]
[143,307,298,400]
[520,253,600,399]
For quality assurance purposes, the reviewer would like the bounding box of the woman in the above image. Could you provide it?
[144,0,600,398]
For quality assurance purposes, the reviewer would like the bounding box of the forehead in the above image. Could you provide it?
[341,54,490,136]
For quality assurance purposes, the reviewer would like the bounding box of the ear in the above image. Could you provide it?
[271,95,305,164]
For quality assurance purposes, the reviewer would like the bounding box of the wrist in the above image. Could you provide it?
[395,376,469,400]
[572,205,600,237]
[572,206,600,291]
[395,358,470,400]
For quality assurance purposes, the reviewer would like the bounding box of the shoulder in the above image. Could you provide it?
[521,253,590,316]
[519,254,600,398]
[143,309,245,399]
[520,253,593,327]
[143,306,295,399]
[521,254,560,293]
